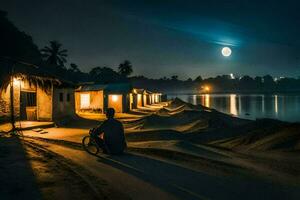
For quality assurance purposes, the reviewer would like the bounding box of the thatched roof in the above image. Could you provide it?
[76,83,132,93]
[0,57,61,92]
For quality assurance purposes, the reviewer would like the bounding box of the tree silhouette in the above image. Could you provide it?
[41,40,68,67]
[118,60,133,77]
[171,75,178,81]
[0,10,41,63]
[70,63,80,73]
[194,75,203,83]
[90,66,123,83]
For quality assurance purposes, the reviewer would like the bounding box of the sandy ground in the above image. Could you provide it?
[22,137,300,200]
[2,99,300,199]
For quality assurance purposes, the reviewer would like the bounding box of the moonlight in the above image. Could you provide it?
[221,47,232,57]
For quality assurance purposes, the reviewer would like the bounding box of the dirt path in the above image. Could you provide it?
[24,142,103,200]
[23,137,300,200]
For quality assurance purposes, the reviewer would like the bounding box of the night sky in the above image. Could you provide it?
[1,0,300,79]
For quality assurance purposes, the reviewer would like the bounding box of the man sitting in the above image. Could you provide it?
[92,108,126,154]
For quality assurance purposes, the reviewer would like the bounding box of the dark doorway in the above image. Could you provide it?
[20,91,37,120]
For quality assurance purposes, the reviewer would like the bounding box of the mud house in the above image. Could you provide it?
[0,74,75,122]
[130,89,163,109]
[131,88,145,108]
[150,92,162,104]
[75,83,132,113]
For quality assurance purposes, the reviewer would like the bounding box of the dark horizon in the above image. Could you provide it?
[1,0,300,79]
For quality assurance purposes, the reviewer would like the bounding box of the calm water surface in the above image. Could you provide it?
[168,94,300,122]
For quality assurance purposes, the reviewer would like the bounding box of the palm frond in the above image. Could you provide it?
[59,49,68,54]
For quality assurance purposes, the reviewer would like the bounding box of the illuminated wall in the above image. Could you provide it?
[0,78,56,121]
[80,94,90,109]
[129,93,133,110]
[151,94,155,104]
[108,94,123,113]
[75,90,104,113]
[137,94,142,107]
[155,94,159,103]
[37,85,52,121]
[143,94,147,106]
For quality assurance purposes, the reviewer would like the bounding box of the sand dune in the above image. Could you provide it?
[211,120,300,152]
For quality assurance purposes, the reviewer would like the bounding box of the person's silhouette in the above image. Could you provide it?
[92,108,126,154]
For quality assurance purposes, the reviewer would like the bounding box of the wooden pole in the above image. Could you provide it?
[10,64,16,132]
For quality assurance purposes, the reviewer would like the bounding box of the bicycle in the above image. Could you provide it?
[82,128,100,155]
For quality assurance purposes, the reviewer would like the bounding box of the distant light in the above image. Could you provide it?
[222,47,232,57]
[230,73,235,79]
[201,85,211,93]
[112,95,118,102]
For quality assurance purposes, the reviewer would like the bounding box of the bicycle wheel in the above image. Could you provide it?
[82,136,99,155]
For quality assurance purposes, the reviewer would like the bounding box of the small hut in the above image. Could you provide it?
[75,83,132,113]
[0,60,75,123]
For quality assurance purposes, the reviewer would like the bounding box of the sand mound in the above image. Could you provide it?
[141,110,208,132]
[209,119,300,151]
[156,105,185,116]
[125,97,249,133]
[167,98,207,111]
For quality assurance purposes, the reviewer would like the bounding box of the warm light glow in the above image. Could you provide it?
[202,85,211,93]
[13,77,21,85]
[222,47,232,57]
[204,94,210,107]
[112,95,118,102]
[80,94,90,109]
[155,94,159,103]
[137,94,142,107]
[230,94,237,116]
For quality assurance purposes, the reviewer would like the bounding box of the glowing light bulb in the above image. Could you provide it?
[112,95,118,102]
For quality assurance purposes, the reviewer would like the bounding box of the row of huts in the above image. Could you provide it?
[75,83,162,114]
[0,74,164,122]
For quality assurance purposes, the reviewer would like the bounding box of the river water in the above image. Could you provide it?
[168,94,300,122]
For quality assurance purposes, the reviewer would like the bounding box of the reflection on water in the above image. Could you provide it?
[169,94,300,122]
[230,94,237,116]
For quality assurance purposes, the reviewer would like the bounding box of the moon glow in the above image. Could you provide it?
[222,47,232,57]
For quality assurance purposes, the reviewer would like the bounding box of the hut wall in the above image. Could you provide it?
[137,94,142,107]
[0,87,12,121]
[0,79,35,122]
[52,88,75,120]
[75,91,104,113]
[37,86,53,121]
[132,94,138,109]
[123,94,130,113]
[143,94,147,106]
[107,94,123,113]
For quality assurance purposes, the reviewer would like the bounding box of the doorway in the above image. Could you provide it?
[20,91,37,120]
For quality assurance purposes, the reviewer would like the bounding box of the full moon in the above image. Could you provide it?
[221,47,232,57]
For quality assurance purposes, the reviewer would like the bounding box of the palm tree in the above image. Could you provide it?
[41,40,68,67]
[70,63,80,73]
[118,60,133,77]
